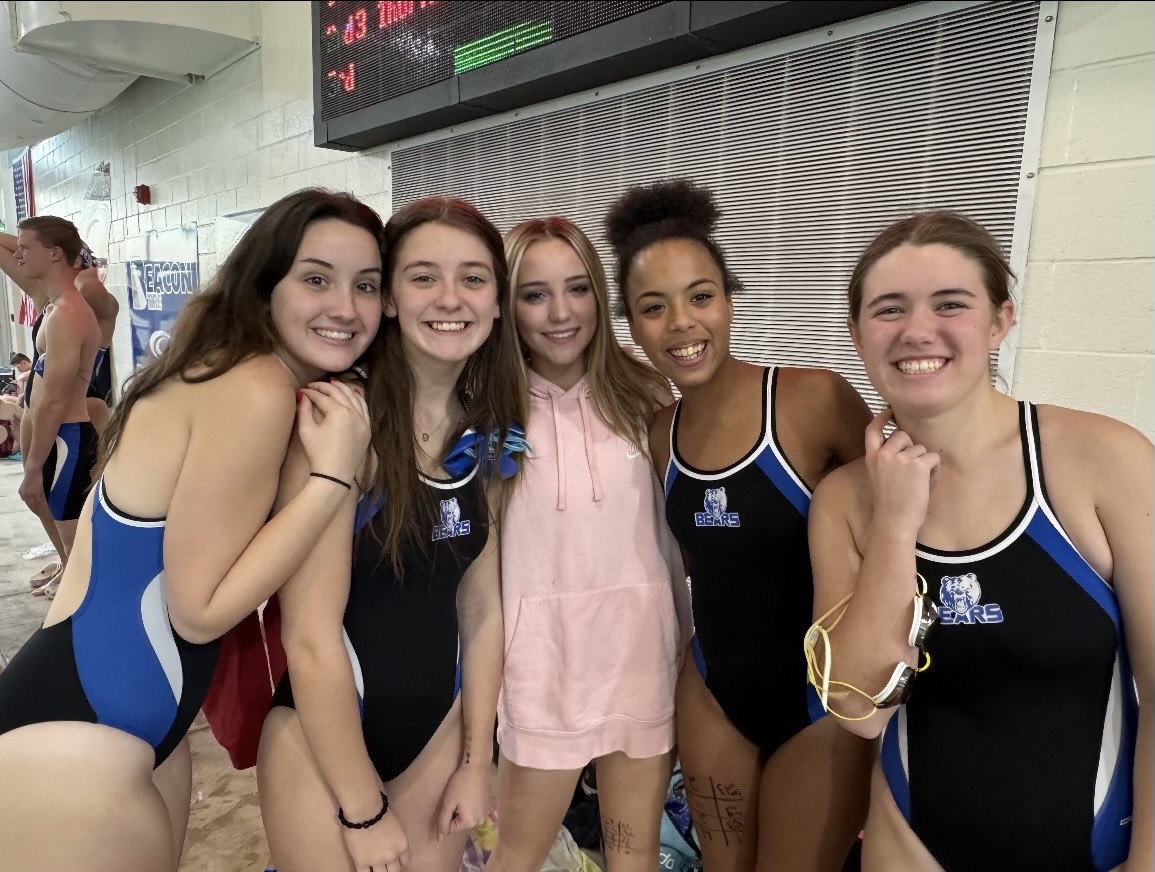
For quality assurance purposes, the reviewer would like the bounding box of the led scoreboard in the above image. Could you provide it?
[312,1,912,151]
[318,2,666,117]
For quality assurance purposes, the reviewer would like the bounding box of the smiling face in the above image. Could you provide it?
[385,221,501,370]
[513,236,598,388]
[850,242,1014,416]
[624,238,734,391]
[268,218,384,383]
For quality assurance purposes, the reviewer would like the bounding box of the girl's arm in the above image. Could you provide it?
[1091,420,1153,870]
[274,437,410,872]
[163,371,370,643]
[808,410,937,738]
[648,404,694,650]
[436,491,503,839]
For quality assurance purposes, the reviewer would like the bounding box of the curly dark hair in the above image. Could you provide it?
[604,178,743,317]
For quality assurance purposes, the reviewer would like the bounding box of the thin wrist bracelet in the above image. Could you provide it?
[310,471,353,490]
[338,791,389,829]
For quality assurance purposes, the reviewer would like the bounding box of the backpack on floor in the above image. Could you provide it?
[660,763,702,871]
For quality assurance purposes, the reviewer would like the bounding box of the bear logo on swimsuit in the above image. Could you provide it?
[432,497,471,541]
[938,573,1003,624]
[694,487,740,527]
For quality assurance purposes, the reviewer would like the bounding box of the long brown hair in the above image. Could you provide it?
[848,211,1015,320]
[364,197,525,571]
[504,217,671,449]
[100,189,385,463]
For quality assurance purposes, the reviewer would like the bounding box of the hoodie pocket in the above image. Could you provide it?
[502,582,679,733]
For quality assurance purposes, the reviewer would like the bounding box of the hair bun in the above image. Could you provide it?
[605,178,721,251]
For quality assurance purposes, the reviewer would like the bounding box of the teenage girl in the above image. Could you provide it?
[808,211,1151,872]
[0,188,382,871]
[484,217,690,872]
[257,197,526,872]
[607,178,875,870]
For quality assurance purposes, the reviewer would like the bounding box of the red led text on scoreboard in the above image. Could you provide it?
[324,1,440,92]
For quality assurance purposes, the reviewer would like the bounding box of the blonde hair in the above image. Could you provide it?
[505,217,672,449]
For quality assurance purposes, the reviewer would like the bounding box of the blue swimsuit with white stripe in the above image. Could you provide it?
[882,402,1136,871]
[0,478,219,767]
[664,367,826,755]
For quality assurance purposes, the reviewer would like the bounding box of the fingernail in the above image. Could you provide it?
[295,390,304,403]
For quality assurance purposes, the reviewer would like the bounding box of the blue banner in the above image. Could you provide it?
[127,226,199,369]
[128,259,198,368]
[11,149,33,222]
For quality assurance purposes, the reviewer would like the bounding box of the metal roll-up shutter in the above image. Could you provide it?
[391,1,1042,405]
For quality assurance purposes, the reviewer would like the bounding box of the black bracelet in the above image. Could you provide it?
[338,791,389,829]
[310,472,352,490]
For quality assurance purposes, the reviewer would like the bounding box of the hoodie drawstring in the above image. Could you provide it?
[531,382,604,511]
[576,391,604,504]
[547,391,568,510]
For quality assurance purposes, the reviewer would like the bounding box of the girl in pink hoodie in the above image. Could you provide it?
[486,218,691,872]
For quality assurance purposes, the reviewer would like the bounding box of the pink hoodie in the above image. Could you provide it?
[497,368,691,769]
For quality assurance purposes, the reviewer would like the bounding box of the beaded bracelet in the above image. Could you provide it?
[338,791,389,829]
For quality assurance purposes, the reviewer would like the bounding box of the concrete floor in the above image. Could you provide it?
[0,456,270,871]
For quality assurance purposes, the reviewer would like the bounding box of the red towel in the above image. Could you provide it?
[200,596,288,770]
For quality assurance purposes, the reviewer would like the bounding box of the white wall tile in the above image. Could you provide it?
[1064,59,1155,163]
[205,164,227,196]
[1052,1,1155,70]
[1017,0,1155,439]
[258,176,288,204]
[233,118,260,157]
[267,138,300,179]
[235,182,263,212]
[1030,163,1153,262]
[258,106,286,148]
[169,175,190,206]
[246,150,272,184]
[196,195,219,224]
[187,167,209,200]
[225,158,248,191]
[216,188,239,215]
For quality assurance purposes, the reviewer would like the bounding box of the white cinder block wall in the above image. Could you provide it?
[19,2,391,393]
[7,1,1153,439]
[1014,1,1155,439]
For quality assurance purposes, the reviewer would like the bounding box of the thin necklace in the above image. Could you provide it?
[416,439,439,463]
[416,408,451,443]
